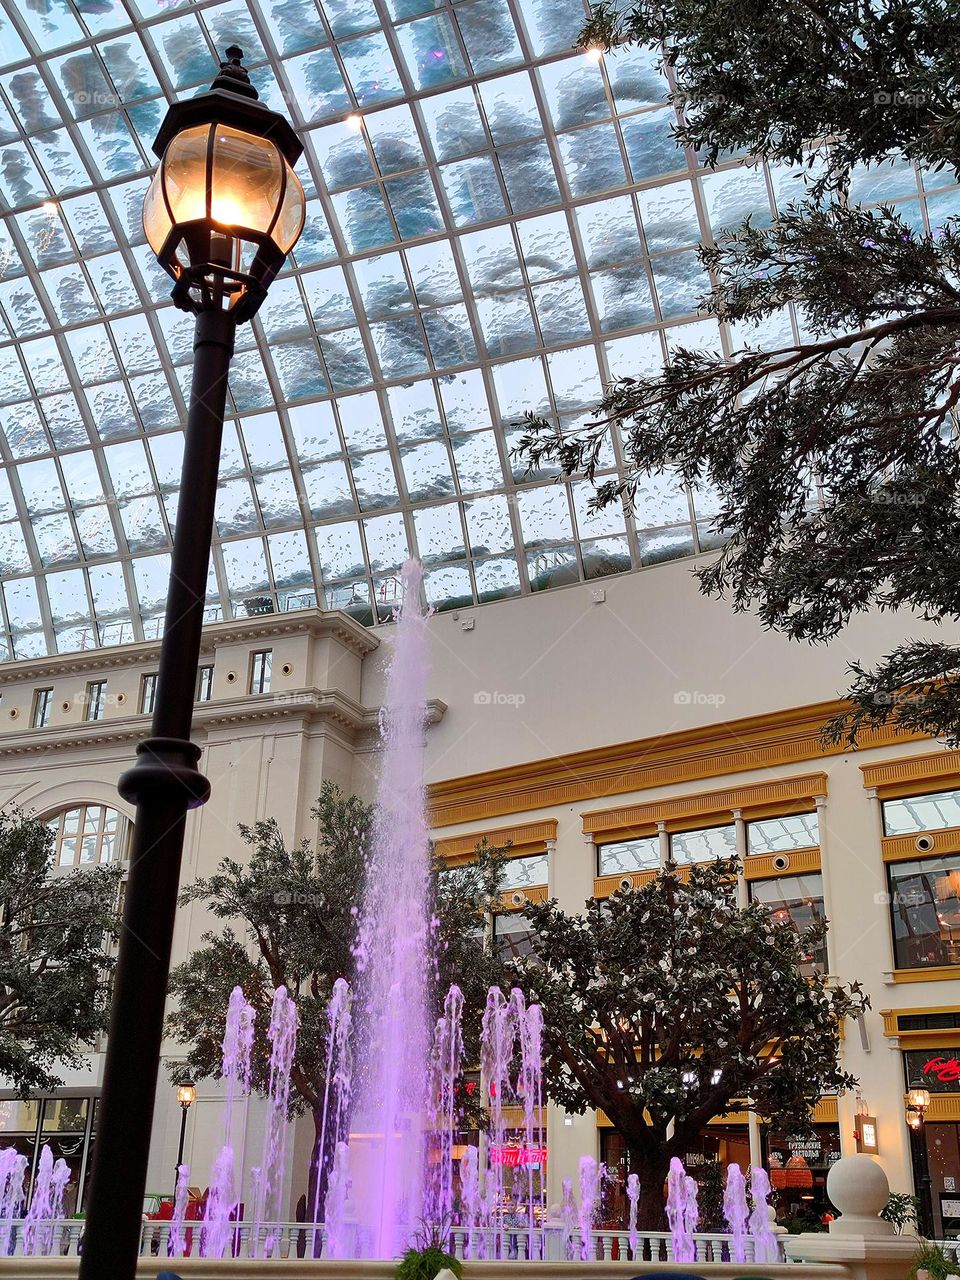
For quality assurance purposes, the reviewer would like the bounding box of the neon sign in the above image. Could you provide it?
[923,1056,960,1084]
[489,1146,548,1168]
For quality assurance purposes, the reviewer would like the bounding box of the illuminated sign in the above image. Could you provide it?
[855,1115,879,1155]
[489,1146,548,1168]
[923,1056,960,1084]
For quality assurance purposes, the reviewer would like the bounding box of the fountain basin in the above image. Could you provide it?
[0,1261,856,1280]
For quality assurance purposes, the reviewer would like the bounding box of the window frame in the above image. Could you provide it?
[249,649,272,695]
[195,664,214,702]
[85,680,107,722]
[32,687,53,728]
[140,673,157,716]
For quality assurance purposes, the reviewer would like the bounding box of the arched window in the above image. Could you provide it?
[47,805,128,869]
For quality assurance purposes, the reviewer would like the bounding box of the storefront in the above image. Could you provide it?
[0,1094,97,1214]
[904,1044,960,1238]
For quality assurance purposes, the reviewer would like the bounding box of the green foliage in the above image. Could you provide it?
[510,860,867,1187]
[167,783,506,1120]
[517,0,960,744]
[909,1240,953,1280]
[0,807,121,1095]
[395,1245,463,1280]
[881,1191,920,1234]
[695,1159,726,1232]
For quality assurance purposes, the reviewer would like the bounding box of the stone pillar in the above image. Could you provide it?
[786,1154,918,1280]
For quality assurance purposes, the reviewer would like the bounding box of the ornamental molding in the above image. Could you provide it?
[860,747,960,796]
[0,688,445,760]
[0,608,379,686]
[433,818,558,864]
[581,773,828,838]
[427,697,920,829]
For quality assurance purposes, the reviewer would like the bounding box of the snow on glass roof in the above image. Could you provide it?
[0,0,952,656]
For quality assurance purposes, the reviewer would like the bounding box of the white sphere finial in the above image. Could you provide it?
[825,1155,894,1236]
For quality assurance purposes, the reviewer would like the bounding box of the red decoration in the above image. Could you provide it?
[922,1056,960,1084]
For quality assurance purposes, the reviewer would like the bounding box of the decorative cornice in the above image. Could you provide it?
[881,1005,960,1043]
[882,826,960,862]
[0,686,412,759]
[433,819,558,864]
[426,698,910,829]
[860,748,960,796]
[582,774,828,838]
[0,609,379,686]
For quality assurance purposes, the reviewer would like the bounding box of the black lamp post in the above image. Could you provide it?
[76,49,304,1280]
[174,1079,197,1188]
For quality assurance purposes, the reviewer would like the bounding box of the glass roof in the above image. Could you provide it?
[0,0,954,655]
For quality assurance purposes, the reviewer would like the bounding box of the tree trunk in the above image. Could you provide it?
[628,1148,670,1232]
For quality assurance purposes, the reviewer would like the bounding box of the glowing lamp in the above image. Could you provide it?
[143,47,305,323]
[907,1087,931,1111]
[176,1080,196,1109]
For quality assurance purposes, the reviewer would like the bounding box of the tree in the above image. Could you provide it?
[0,807,121,1095]
[510,859,866,1228]
[167,782,506,1202]
[517,1,960,744]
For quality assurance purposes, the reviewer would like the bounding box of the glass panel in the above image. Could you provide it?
[160,123,209,225]
[212,126,283,233]
[670,823,737,865]
[747,812,820,854]
[883,789,960,835]
[749,874,827,974]
[888,856,960,969]
[500,853,548,890]
[598,836,659,876]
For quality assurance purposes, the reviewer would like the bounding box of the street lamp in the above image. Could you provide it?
[905,1088,933,1236]
[175,1079,197,1186]
[77,48,304,1280]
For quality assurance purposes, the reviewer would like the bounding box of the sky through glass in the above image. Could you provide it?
[0,0,953,655]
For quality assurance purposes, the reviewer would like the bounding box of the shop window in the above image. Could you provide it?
[0,1095,93,1213]
[249,649,272,694]
[747,812,819,854]
[140,673,157,715]
[904,1045,960,1093]
[32,688,52,728]
[883,788,960,835]
[670,822,737,864]
[501,853,548,891]
[749,873,827,974]
[888,855,960,969]
[598,835,659,876]
[766,1125,840,1230]
[48,804,126,868]
[196,665,213,702]
[494,911,537,962]
[85,681,107,722]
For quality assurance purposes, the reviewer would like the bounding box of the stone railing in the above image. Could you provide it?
[0,1220,783,1263]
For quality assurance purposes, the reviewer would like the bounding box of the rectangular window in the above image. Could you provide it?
[85,681,107,722]
[493,911,537,962]
[670,822,737,865]
[500,852,549,891]
[196,665,213,702]
[598,835,660,877]
[883,788,960,835]
[749,873,827,974]
[140,674,157,716]
[747,811,820,854]
[249,650,272,694]
[32,688,53,728]
[888,855,960,969]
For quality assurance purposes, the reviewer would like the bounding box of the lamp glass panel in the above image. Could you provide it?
[162,123,210,226]
[273,162,307,252]
[211,125,283,235]
[142,169,173,256]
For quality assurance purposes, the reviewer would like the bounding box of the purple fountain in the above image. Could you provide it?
[350,559,434,1256]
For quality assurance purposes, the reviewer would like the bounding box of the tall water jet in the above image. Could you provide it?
[723,1163,749,1262]
[578,1154,600,1260]
[560,1177,577,1261]
[23,1146,68,1257]
[427,984,464,1229]
[351,559,433,1257]
[323,1142,351,1259]
[515,993,544,1252]
[666,1157,695,1262]
[311,976,353,1255]
[460,1145,480,1258]
[168,1164,191,1259]
[749,1165,779,1263]
[0,1149,26,1255]
[252,986,299,1258]
[202,986,256,1259]
[481,986,515,1255]
[626,1173,640,1258]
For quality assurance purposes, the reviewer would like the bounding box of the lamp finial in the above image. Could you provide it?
[210,44,259,100]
